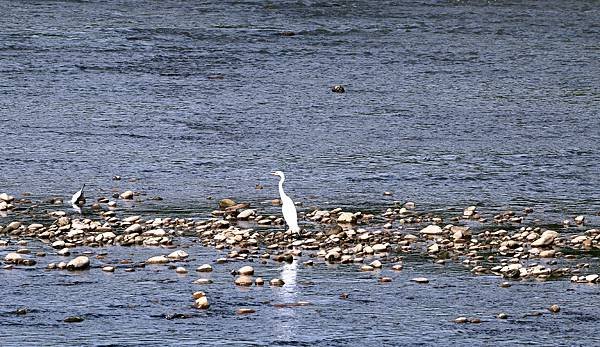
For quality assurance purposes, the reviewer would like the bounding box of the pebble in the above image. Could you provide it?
[193,278,213,285]
[146,255,170,264]
[548,304,560,313]
[370,260,382,268]
[236,308,256,315]
[4,252,23,264]
[235,275,253,286]
[176,267,188,274]
[102,266,115,272]
[119,190,134,199]
[497,313,508,319]
[192,291,206,299]
[410,277,429,284]
[255,277,264,286]
[66,256,90,271]
[196,264,213,272]
[238,265,254,276]
[167,250,189,260]
[454,316,468,323]
[270,278,285,286]
[379,277,392,283]
[420,225,443,235]
[64,316,85,323]
[194,296,209,309]
[331,85,345,93]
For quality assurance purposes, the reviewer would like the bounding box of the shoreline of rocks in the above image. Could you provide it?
[2,191,600,284]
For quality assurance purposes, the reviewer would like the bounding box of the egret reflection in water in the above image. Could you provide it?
[273,260,299,341]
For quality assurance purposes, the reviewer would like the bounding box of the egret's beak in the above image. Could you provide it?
[270,172,278,176]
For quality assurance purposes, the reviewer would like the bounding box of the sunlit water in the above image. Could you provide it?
[1,0,600,345]
[2,240,600,346]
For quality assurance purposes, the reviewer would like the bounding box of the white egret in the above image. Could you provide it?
[270,171,300,234]
[71,184,86,206]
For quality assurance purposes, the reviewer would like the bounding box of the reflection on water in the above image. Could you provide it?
[71,204,82,214]
[274,260,298,341]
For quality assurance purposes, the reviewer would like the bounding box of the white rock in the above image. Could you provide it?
[420,225,443,235]
[66,256,90,270]
[0,193,13,202]
[120,190,134,199]
[337,212,356,223]
[196,264,213,272]
[123,215,141,223]
[238,265,254,276]
[146,255,170,264]
[4,252,22,263]
[167,250,189,259]
[237,209,255,220]
[370,260,382,268]
[531,230,559,247]
[194,296,209,309]
[372,244,387,252]
[125,224,142,233]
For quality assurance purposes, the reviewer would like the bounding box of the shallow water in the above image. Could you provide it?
[2,239,600,346]
[1,0,600,345]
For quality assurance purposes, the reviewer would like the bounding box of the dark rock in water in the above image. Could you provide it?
[63,316,84,323]
[165,313,192,320]
[279,31,296,36]
[14,308,28,315]
[331,85,345,93]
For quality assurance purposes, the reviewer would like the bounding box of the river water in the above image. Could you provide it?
[1,0,599,345]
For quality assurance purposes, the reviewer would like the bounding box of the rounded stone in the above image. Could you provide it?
[146,255,170,264]
[102,266,115,272]
[331,85,345,93]
[192,291,206,299]
[167,250,189,260]
[66,256,90,271]
[548,304,560,313]
[238,265,254,276]
[194,296,209,309]
[119,190,134,199]
[236,308,256,315]
[4,252,23,264]
[235,275,253,286]
[176,267,188,274]
[454,317,468,323]
[270,278,285,286]
[196,264,213,272]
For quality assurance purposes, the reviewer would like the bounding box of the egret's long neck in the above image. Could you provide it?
[278,175,286,200]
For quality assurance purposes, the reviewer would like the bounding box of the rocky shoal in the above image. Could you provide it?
[1,191,599,317]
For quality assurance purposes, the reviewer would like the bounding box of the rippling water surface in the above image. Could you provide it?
[1,0,599,214]
[1,0,600,345]
[3,240,600,346]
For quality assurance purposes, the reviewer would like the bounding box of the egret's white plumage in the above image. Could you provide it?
[71,184,86,206]
[271,171,300,233]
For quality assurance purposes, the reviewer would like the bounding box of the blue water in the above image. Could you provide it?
[1,0,600,345]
